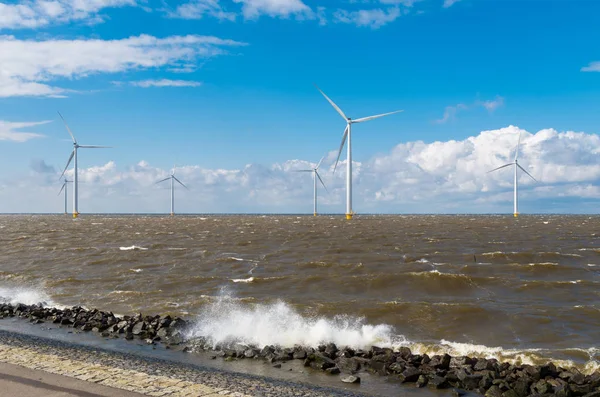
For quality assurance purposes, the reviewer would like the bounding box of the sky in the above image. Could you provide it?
[0,0,599,214]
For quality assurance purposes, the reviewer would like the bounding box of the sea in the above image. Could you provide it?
[0,214,599,389]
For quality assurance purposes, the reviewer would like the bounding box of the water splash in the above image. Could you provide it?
[187,295,400,349]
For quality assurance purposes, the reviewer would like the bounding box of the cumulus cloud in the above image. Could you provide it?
[0,34,246,98]
[0,120,48,142]
[233,0,312,19]
[2,125,598,214]
[128,79,203,88]
[30,159,55,174]
[0,0,137,29]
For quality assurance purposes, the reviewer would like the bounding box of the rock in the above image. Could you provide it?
[324,343,338,358]
[512,377,532,397]
[244,349,258,359]
[388,362,406,374]
[125,332,134,340]
[81,323,93,331]
[336,357,361,373]
[339,347,355,358]
[307,353,336,371]
[398,347,412,360]
[272,364,281,369]
[429,375,449,389]
[60,318,72,325]
[540,363,558,378]
[260,345,275,357]
[398,367,421,383]
[461,374,483,390]
[475,358,497,372]
[502,390,520,397]
[368,360,387,376]
[451,356,476,368]
[416,375,429,388]
[532,379,554,395]
[486,385,503,397]
[581,391,600,397]
[341,375,360,384]
[326,367,341,375]
[570,383,593,395]
[131,321,146,335]
[452,389,467,397]
[293,350,307,360]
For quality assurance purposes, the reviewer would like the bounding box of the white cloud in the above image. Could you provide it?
[435,96,504,123]
[233,0,312,19]
[169,0,237,21]
[0,120,48,142]
[0,0,137,29]
[581,62,600,72]
[0,34,246,98]
[442,0,461,8]
[129,79,202,88]
[3,125,599,213]
[333,7,402,28]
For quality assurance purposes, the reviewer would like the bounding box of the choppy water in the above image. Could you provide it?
[1,215,599,373]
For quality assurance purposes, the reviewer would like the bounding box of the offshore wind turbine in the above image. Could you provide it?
[58,112,111,219]
[487,132,537,217]
[155,167,188,216]
[294,156,328,216]
[58,178,72,215]
[314,84,403,219]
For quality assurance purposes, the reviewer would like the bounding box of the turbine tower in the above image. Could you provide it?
[58,112,111,218]
[314,85,402,219]
[488,132,537,217]
[294,156,328,216]
[58,178,72,215]
[155,167,188,216]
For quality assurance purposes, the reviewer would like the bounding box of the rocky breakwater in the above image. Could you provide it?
[2,302,600,397]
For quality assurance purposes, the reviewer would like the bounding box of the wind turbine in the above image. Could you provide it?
[155,167,188,216]
[294,156,328,216]
[58,112,111,218]
[58,178,72,215]
[487,131,537,217]
[314,84,403,219]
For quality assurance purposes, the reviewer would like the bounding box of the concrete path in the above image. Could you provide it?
[0,362,143,397]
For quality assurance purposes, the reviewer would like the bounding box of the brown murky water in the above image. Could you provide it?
[1,214,599,373]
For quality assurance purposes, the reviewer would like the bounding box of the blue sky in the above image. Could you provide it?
[0,0,599,214]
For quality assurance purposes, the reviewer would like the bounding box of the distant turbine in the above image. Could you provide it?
[294,156,328,216]
[58,178,72,215]
[58,112,111,219]
[314,84,403,219]
[487,131,537,217]
[155,167,189,216]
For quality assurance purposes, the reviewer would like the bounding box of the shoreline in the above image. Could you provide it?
[2,302,600,397]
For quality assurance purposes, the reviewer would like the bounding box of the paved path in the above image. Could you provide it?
[0,362,143,397]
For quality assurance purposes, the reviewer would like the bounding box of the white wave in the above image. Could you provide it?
[119,245,148,251]
[416,258,430,263]
[130,268,143,273]
[228,257,244,261]
[231,277,254,283]
[188,297,400,349]
[0,285,55,307]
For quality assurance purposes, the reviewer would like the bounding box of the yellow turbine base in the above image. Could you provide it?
[72,212,79,219]
[170,213,174,217]
[514,213,519,218]
[314,213,317,217]
[346,213,353,220]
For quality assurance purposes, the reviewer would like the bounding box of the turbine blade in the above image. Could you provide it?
[517,163,537,182]
[57,112,77,144]
[316,171,329,193]
[353,110,404,123]
[515,131,522,161]
[313,84,348,121]
[316,155,325,170]
[58,183,65,195]
[79,145,111,148]
[333,125,349,174]
[155,177,170,184]
[173,176,189,190]
[487,163,513,173]
[59,150,75,180]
